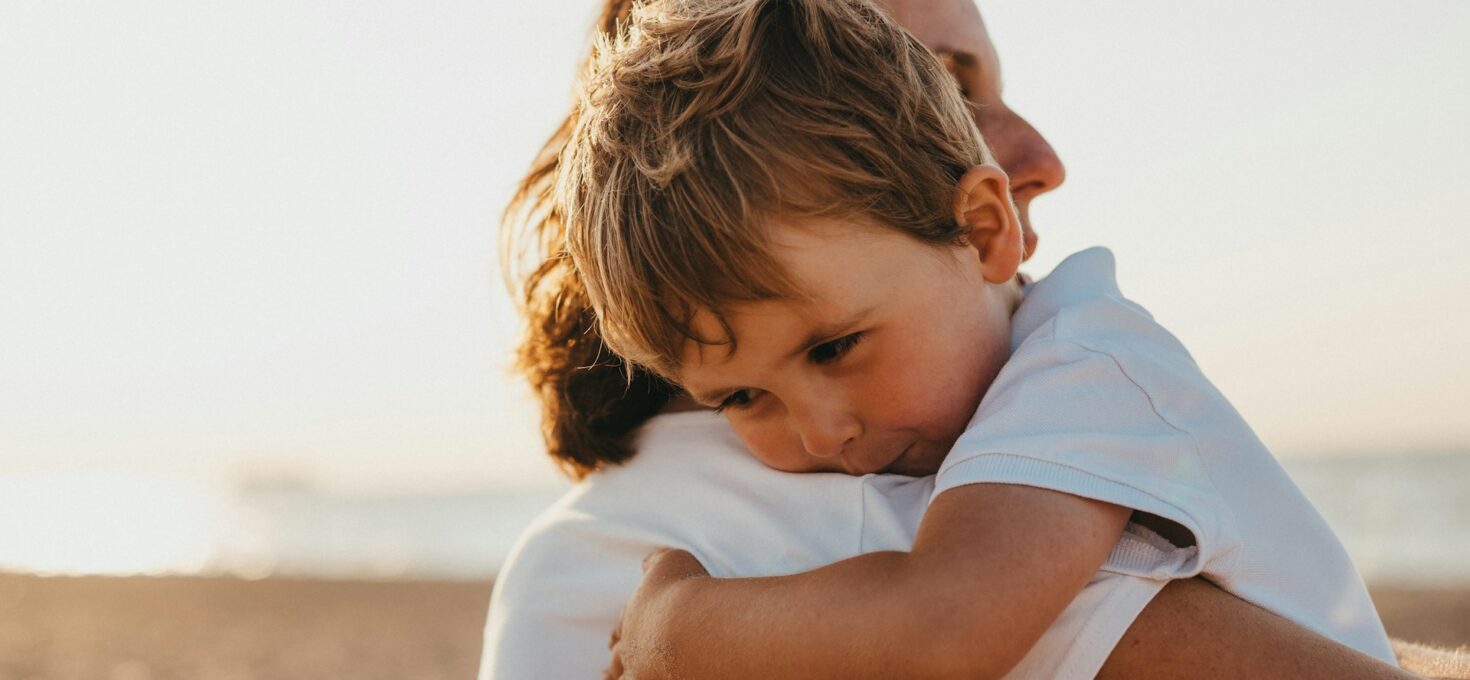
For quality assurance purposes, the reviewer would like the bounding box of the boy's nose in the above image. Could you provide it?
[790,404,861,460]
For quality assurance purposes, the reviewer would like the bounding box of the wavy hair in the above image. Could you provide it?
[501,0,675,480]
[504,0,985,479]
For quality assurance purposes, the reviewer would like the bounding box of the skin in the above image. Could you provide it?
[607,0,1465,676]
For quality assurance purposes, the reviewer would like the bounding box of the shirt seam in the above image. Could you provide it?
[1054,333,1242,582]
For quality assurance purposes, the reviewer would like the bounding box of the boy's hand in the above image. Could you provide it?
[605,548,710,680]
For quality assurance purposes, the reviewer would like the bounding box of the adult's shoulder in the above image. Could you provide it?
[509,411,873,577]
[480,412,752,678]
[480,412,876,678]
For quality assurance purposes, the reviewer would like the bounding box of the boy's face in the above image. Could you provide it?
[677,215,1016,477]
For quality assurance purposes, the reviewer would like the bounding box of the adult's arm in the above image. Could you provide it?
[1100,578,1422,680]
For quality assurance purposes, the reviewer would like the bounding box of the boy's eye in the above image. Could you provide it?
[808,332,863,365]
[714,390,754,414]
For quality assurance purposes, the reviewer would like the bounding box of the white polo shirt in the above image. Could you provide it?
[935,247,1395,663]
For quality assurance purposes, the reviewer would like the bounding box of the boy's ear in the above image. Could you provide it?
[953,164,1023,284]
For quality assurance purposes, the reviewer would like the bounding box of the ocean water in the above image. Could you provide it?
[1,453,1466,584]
[208,452,1470,585]
[1279,453,1470,586]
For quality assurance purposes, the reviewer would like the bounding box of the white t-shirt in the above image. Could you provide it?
[480,412,1169,679]
[935,246,1396,663]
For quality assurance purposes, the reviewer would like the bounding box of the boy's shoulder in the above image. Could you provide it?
[1013,247,1195,372]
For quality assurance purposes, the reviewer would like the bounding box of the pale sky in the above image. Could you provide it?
[2,0,1467,494]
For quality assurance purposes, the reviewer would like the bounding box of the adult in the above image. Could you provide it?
[483,0,1450,677]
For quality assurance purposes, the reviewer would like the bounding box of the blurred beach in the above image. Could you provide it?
[0,574,1466,680]
[0,452,1467,678]
[4,452,1466,585]
[0,574,492,680]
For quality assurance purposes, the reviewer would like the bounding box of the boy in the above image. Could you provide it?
[560,0,1397,677]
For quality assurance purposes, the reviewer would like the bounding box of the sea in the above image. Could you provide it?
[1,452,1467,585]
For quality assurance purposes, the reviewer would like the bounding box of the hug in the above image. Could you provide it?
[484,0,1467,677]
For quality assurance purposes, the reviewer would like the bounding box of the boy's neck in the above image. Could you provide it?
[1005,275,1026,316]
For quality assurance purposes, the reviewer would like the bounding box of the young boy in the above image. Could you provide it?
[560,0,1398,677]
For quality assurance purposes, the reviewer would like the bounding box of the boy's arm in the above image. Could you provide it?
[610,483,1129,680]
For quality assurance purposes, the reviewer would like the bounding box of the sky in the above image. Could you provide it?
[2,0,1467,495]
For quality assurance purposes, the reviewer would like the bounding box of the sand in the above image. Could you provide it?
[0,573,1465,679]
[0,574,491,680]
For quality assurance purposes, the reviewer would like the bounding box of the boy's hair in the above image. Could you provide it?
[561,0,993,379]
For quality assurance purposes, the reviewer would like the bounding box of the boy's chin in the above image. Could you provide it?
[877,441,946,477]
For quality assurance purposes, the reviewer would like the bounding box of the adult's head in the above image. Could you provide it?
[506,0,1064,479]
[881,0,1064,258]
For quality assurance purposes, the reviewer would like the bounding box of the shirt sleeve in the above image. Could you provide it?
[934,335,1234,579]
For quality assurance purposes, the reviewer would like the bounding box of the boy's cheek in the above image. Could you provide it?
[866,352,970,433]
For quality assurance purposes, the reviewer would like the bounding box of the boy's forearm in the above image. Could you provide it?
[659,550,972,679]
[656,484,1130,680]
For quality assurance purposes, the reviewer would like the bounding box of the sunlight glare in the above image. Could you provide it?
[0,471,220,575]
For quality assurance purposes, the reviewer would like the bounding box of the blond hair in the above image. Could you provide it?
[561,0,992,379]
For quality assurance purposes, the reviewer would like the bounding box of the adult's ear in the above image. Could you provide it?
[953,163,1023,284]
